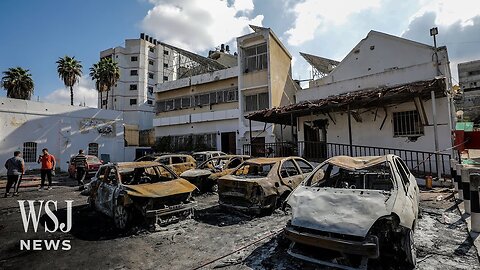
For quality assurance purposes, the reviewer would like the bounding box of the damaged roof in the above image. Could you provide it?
[246,78,446,125]
[299,52,340,74]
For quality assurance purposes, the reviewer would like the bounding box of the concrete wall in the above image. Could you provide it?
[0,98,132,175]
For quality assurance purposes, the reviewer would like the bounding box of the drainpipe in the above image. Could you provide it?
[347,105,353,156]
[249,118,253,155]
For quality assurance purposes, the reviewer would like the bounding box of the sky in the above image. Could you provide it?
[1,0,480,108]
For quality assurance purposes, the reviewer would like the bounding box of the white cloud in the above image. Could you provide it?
[45,77,98,108]
[285,0,381,46]
[141,0,263,52]
[411,0,480,27]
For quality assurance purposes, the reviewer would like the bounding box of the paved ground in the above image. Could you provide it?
[0,177,478,270]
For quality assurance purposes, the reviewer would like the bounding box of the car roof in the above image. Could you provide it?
[113,161,162,169]
[246,157,291,165]
[193,151,225,155]
[150,154,193,158]
[325,155,391,170]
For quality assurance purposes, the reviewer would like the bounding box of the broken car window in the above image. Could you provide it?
[394,159,410,188]
[136,155,157,162]
[280,160,300,178]
[121,166,161,185]
[234,163,274,178]
[294,159,314,174]
[306,162,394,191]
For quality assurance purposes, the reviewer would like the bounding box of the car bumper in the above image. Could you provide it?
[284,225,379,258]
[145,201,197,225]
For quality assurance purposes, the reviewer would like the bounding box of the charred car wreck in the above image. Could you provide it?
[218,157,314,214]
[88,162,197,230]
[284,155,419,269]
[180,155,250,192]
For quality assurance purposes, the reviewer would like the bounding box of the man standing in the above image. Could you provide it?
[73,149,87,186]
[4,151,25,197]
[38,148,56,190]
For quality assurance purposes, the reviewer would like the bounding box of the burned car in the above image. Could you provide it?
[284,155,419,269]
[218,157,314,214]
[180,155,250,192]
[135,154,196,176]
[88,161,197,230]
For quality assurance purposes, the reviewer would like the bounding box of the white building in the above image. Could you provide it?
[0,97,137,174]
[246,30,454,176]
[153,26,299,154]
[458,59,480,122]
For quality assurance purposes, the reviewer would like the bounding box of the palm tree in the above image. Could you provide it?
[89,57,119,109]
[1,67,34,100]
[56,56,83,105]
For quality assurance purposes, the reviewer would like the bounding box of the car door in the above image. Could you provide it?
[279,159,304,189]
[394,157,417,226]
[96,166,119,217]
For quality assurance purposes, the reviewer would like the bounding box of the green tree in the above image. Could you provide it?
[56,56,83,105]
[89,57,120,109]
[1,67,34,100]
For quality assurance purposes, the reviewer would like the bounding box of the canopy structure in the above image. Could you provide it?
[246,78,447,125]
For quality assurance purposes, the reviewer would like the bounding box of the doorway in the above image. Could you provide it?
[221,132,236,154]
[304,119,328,159]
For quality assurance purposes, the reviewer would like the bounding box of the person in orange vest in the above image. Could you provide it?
[37,148,56,190]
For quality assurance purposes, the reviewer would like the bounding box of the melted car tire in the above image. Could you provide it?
[403,229,416,269]
[113,205,130,230]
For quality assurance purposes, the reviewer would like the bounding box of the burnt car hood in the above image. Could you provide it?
[123,179,196,198]
[180,169,212,178]
[288,186,396,237]
[220,175,277,196]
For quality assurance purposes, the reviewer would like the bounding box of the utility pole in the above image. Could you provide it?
[430,27,441,180]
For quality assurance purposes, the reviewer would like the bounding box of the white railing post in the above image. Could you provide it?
[470,172,480,233]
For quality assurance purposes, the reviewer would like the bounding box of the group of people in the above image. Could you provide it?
[3,148,88,197]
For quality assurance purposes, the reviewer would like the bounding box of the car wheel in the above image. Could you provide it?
[113,205,129,230]
[403,229,416,268]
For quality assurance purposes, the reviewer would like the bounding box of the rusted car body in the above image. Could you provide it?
[88,162,197,229]
[284,155,419,269]
[180,155,250,192]
[218,157,314,214]
[135,154,196,176]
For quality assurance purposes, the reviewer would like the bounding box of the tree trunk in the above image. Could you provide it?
[100,91,103,109]
[105,90,109,110]
[70,85,74,106]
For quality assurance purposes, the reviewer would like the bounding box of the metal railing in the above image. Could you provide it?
[243,141,451,177]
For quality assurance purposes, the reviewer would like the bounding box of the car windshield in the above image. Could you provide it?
[199,157,229,169]
[120,166,174,185]
[305,162,394,191]
[87,156,100,163]
[234,163,274,178]
[193,154,207,163]
[136,156,157,162]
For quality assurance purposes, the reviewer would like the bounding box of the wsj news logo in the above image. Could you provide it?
[18,200,73,251]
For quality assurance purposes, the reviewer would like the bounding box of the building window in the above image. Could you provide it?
[181,97,191,108]
[129,84,137,90]
[102,100,107,106]
[245,92,268,112]
[130,56,138,62]
[149,47,155,53]
[88,143,99,157]
[148,72,154,79]
[163,63,168,68]
[148,86,154,94]
[244,43,267,73]
[163,76,169,81]
[393,110,424,137]
[130,70,138,76]
[163,50,169,55]
[23,142,37,162]
[130,99,137,105]
[149,60,154,66]
[147,100,153,105]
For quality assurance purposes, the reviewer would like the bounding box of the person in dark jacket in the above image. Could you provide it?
[4,151,25,197]
[73,149,87,186]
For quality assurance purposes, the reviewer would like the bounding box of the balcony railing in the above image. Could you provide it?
[243,141,451,177]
